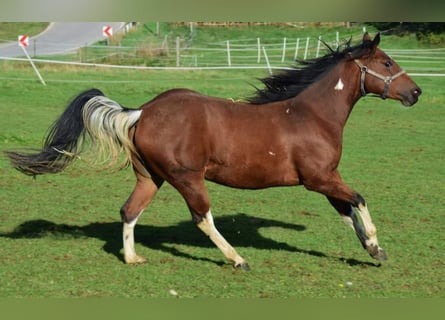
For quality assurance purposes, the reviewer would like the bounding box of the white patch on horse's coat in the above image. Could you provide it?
[286,108,290,114]
[268,151,276,156]
[334,78,344,91]
[342,215,354,229]
[123,212,145,263]
[357,203,379,248]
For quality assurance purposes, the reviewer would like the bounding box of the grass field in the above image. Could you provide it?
[0,25,444,298]
[0,22,49,44]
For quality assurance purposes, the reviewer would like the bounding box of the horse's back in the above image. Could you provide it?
[138,88,251,133]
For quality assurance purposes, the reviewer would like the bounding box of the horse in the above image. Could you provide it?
[5,33,421,270]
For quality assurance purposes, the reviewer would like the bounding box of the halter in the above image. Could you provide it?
[354,59,406,99]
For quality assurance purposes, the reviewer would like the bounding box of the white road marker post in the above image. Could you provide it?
[18,35,46,86]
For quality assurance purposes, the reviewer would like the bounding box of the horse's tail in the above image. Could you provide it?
[4,88,142,177]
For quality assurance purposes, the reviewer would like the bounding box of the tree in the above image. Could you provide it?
[366,22,445,44]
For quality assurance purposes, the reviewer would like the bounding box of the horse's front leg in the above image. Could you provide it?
[354,201,387,260]
[304,171,387,261]
[327,196,387,261]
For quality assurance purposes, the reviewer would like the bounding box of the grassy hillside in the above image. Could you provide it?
[0,22,49,44]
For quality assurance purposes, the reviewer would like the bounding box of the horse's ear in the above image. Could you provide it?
[354,32,381,60]
[372,33,381,47]
[368,32,381,56]
[362,32,371,42]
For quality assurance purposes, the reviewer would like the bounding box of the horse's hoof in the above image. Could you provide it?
[368,245,388,261]
[234,262,250,271]
[125,255,147,264]
[374,248,388,261]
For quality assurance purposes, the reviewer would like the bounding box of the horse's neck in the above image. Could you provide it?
[292,62,361,127]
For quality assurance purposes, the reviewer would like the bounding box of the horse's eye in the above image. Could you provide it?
[384,60,393,68]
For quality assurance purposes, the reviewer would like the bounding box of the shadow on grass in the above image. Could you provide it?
[0,213,379,268]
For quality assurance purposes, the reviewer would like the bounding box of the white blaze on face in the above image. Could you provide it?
[334,78,344,91]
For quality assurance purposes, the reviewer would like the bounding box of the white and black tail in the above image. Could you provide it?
[4,88,142,176]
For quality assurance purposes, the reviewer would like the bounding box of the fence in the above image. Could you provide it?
[76,31,357,69]
[2,28,445,79]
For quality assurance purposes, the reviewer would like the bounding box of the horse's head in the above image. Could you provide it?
[352,33,421,107]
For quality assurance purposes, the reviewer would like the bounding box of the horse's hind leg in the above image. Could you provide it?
[197,210,250,270]
[120,172,163,264]
[172,176,249,270]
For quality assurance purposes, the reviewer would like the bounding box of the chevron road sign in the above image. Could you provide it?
[103,26,113,37]
[18,35,29,47]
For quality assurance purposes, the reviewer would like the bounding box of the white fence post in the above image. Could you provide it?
[316,36,321,58]
[226,40,231,67]
[257,37,261,63]
[262,46,273,75]
[294,38,300,60]
[281,37,287,62]
[162,35,169,56]
[303,37,310,60]
[176,37,180,67]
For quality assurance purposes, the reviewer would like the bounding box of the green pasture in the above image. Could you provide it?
[0,26,444,298]
[0,22,49,44]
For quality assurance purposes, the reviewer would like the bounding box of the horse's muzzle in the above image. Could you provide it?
[402,86,422,107]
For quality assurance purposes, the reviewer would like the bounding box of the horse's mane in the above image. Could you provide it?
[248,37,374,104]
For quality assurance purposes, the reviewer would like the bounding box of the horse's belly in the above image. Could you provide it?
[204,161,299,189]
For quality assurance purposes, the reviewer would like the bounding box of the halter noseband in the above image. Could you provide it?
[354,59,406,99]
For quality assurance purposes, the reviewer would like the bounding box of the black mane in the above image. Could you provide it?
[248,37,374,104]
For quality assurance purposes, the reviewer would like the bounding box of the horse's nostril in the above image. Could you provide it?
[413,88,422,97]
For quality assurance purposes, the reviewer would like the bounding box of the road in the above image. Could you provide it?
[0,22,125,58]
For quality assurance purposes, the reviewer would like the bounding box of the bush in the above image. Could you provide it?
[366,22,445,45]
[416,32,445,46]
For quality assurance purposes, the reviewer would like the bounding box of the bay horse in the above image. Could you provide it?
[5,33,421,270]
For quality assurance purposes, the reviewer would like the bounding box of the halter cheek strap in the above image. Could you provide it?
[354,59,406,99]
